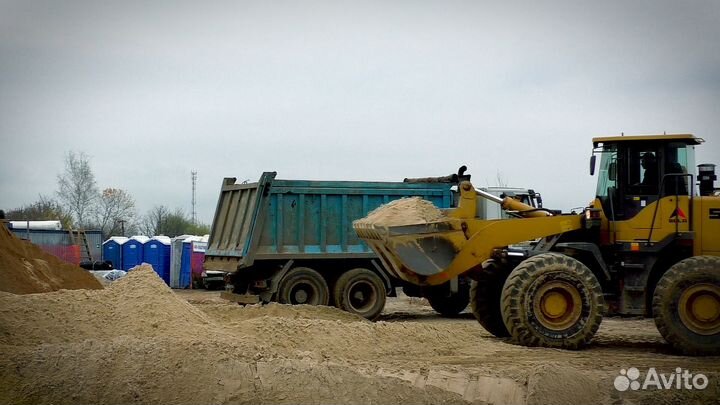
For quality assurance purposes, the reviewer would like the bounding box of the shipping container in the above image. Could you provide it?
[9,228,102,265]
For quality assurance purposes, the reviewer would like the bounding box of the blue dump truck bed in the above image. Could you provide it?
[203,171,465,320]
[204,172,453,272]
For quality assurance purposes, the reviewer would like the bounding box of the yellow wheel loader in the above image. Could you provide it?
[354,134,720,355]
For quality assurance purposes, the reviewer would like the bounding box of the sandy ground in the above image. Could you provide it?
[1,268,718,405]
[175,289,720,405]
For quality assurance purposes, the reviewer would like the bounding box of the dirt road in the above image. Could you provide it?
[176,288,720,405]
[1,268,717,405]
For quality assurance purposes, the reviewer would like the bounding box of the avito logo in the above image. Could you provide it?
[614,367,708,391]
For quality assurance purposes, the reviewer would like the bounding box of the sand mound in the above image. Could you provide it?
[0,265,470,404]
[0,339,464,405]
[0,265,212,346]
[357,197,446,227]
[0,225,102,294]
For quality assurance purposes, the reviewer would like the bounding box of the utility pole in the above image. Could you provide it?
[191,170,198,225]
[116,219,126,236]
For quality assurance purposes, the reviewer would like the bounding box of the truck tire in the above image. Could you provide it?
[652,256,720,355]
[277,267,329,306]
[425,278,470,317]
[333,268,386,320]
[470,261,510,337]
[501,253,604,350]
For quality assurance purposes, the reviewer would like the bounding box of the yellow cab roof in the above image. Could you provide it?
[593,134,703,147]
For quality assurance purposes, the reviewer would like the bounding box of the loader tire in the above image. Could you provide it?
[652,256,720,355]
[470,261,510,337]
[333,268,386,320]
[277,267,329,306]
[501,253,604,350]
[425,278,470,317]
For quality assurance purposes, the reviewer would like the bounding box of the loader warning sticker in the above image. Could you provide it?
[669,208,688,223]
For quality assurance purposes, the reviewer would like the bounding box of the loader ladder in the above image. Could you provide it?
[69,229,93,262]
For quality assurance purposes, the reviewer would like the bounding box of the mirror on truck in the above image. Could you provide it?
[590,154,597,176]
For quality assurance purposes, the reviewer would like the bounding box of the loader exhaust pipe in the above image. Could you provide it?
[698,164,717,197]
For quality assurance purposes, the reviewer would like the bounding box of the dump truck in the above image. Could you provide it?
[203,170,542,319]
[354,134,720,355]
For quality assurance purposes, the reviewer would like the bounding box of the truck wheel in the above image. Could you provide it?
[501,253,604,350]
[277,267,329,306]
[333,268,386,320]
[653,256,720,355]
[425,278,470,317]
[470,261,510,337]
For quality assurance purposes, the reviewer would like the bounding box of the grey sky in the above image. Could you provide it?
[1,0,719,226]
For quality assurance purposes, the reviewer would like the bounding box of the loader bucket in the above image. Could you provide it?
[353,219,466,285]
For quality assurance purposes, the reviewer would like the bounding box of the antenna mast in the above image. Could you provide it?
[191,170,198,225]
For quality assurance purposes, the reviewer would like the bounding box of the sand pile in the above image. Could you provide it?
[0,265,215,346]
[0,224,102,294]
[357,197,446,227]
[0,265,468,405]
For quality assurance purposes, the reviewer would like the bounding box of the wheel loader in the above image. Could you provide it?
[353,133,720,355]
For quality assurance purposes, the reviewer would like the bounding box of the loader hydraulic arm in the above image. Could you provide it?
[354,181,583,286]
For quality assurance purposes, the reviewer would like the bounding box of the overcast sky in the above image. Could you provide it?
[1,0,719,226]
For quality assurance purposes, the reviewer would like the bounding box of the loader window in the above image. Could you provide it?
[663,143,691,196]
[595,148,617,204]
[628,147,660,195]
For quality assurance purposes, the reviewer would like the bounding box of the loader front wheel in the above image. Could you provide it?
[470,261,511,337]
[501,253,604,350]
[333,268,386,320]
[278,267,329,306]
[653,256,720,355]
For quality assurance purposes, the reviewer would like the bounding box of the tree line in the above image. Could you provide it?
[4,151,210,238]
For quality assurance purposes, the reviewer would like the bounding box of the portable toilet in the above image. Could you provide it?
[102,236,128,269]
[180,236,201,288]
[190,235,209,284]
[170,235,192,288]
[122,235,150,270]
[144,236,171,284]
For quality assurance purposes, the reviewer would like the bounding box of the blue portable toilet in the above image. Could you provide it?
[122,235,150,270]
[179,236,200,288]
[169,235,193,288]
[102,236,128,269]
[144,236,171,284]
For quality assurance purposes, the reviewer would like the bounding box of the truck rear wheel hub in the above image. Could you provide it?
[348,281,376,312]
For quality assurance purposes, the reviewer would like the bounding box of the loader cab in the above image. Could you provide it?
[591,134,701,222]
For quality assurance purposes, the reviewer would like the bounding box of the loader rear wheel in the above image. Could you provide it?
[652,256,720,355]
[501,253,604,350]
[470,261,510,337]
[333,268,386,320]
[425,278,470,317]
[278,267,329,306]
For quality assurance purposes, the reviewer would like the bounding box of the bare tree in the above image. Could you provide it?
[57,151,98,228]
[94,188,136,237]
[495,170,509,187]
[139,205,209,237]
[140,205,170,236]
